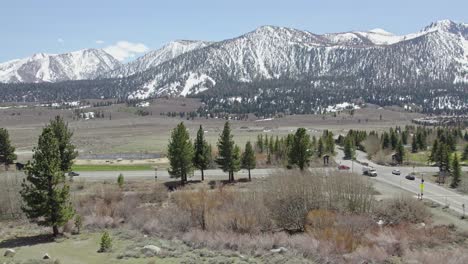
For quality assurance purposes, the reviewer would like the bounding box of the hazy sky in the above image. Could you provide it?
[1,0,467,62]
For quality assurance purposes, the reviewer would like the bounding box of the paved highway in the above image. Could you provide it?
[77,150,468,215]
[336,149,468,215]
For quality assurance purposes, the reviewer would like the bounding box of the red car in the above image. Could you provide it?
[338,165,350,170]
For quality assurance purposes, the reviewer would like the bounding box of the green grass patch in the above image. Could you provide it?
[72,164,154,171]
[406,151,430,165]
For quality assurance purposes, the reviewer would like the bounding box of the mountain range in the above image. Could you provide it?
[0,19,466,113]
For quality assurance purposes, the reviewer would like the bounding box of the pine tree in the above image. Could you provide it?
[317,138,324,158]
[241,141,256,181]
[264,136,269,154]
[193,125,211,181]
[325,131,335,154]
[256,134,264,153]
[390,129,398,150]
[48,116,78,172]
[343,136,355,160]
[462,144,468,161]
[216,122,240,182]
[0,128,17,166]
[117,173,124,188]
[411,134,418,153]
[429,139,439,164]
[382,132,390,149]
[20,127,75,236]
[437,143,451,173]
[167,122,194,185]
[99,231,112,252]
[288,128,312,170]
[395,140,405,164]
[450,153,461,189]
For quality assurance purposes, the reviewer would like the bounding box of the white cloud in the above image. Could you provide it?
[57,38,64,44]
[95,40,105,44]
[103,41,149,61]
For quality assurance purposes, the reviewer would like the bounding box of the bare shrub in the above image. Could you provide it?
[171,185,272,233]
[361,135,381,159]
[264,170,374,232]
[305,210,375,253]
[374,195,430,224]
[0,172,24,220]
[404,248,468,264]
[75,185,140,229]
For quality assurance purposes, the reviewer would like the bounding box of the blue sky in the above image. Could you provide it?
[1,0,467,62]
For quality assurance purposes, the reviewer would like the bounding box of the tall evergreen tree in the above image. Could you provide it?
[216,122,240,181]
[20,127,74,236]
[317,138,324,158]
[241,141,256,181]
[0,128,17,166]
[395,140,405,164]
[462,144,468,161]
[193,125,211,181]
[429,139,439,164]
[325,131,335,154]
[343,136,355,160]
[48,116,78,172]
[167,122,194,185]
[437,143,451,174]
[382,132,390,149]
[450,153,461,189]
[288,128,312,170]
[411,134,418,153]
[390,129,398,150]
[256,134,264,153]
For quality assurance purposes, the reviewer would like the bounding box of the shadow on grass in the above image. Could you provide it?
[207,178,250,188]
[163,180,202,190]
[0,234,54,248]
[164,178,251,190]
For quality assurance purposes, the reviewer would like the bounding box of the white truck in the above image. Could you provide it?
[362,166,377,177]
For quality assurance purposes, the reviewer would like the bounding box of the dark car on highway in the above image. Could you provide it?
[405,174,415,180]
[68,171,80,177]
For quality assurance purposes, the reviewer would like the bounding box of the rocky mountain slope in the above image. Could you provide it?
[124,20,467,100]
[102,40,211,78]
[0,49,120,83]
[0,20,466,113]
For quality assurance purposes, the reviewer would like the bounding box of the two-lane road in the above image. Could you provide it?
[335,149,468,215]
[76,150,468,215]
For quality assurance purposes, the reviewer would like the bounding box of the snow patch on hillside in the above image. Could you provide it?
[129,78,157,99]
[180,73,215,96]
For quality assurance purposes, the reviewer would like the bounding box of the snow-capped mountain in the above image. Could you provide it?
[0,49,121,83]
[125,20,467,99]
[0,20,466,113]
[102,40,211,78]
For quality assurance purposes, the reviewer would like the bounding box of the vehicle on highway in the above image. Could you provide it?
[362,166,377,177]
[68,171,80,177]
[405,174,415,180]
[338,165,350,170]
[392,169,401,175]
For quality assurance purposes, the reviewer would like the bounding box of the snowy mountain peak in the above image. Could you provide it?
[0,49,120,83]
[368,28,394,35]
[102,40,211,78]
[423,19,466,34]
